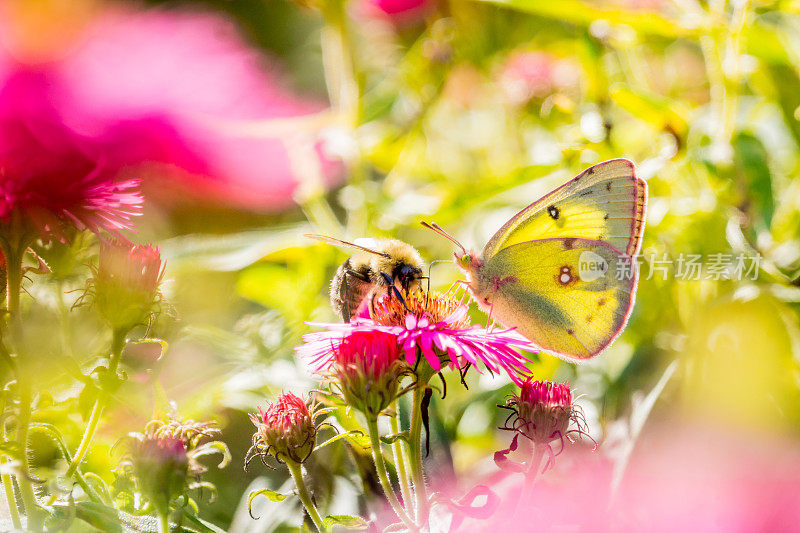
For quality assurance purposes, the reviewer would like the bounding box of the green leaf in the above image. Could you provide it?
[323,514,369,531]
[610,361,678,498]
[609,85,689,139]
[250,488,289,503]
[192,441,232,469]
[379,431,409,446]
[0,440,22,460]
[72,502,124,533]
[476,0,692,38]
[732,132,774,230]
[160,224,313,272]
[29,423,72,462]
[127,337,169,360]
[313,430,364,452]
[181,512,228,533]
[248,488,291,519]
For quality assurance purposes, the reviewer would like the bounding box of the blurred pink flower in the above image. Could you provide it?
[451,427,800,532]
[363,0,434,25]
[499,51,579,105]
[0,73,143,241]
[0,6,340,212]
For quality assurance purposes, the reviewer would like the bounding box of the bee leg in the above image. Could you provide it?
[379,272,410,311]
[341,269,370,322]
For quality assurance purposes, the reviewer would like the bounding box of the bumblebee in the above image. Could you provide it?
[306,234,426,322]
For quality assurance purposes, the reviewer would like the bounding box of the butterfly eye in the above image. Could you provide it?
[459,254,470,267]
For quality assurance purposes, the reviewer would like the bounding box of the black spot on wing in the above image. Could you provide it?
[547,205,560,220]
[606,182,612,191]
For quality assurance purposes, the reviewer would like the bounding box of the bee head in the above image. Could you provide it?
[393,263,423,291]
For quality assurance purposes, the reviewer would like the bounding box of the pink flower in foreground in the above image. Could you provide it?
[0,6,340,213]
[298,291,534,384]
[456,427,800,532]
[0,75,143,241]
[249,393,317,465]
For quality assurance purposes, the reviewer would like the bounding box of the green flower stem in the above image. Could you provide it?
[16,382,43,530]
[366,416,417,530]
[318,0,371,234]
[408,385,429,525]
[286,460,325,533]
[1,466,19,529]
[320,0,360,127]
[389,402,414,518]
[517,443,547,516]
[65,329,127,478]
[0,393,21,529]
[157,510,170,533]
[2,239,44,531]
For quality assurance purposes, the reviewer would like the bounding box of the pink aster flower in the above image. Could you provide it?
[0,74,143,242]
[298,290,534,384]
[326,331,411,416]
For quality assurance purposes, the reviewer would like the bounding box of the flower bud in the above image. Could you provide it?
[130,436,189,513]
[515,379,573,444]
[330,331,408,417]
[250,393,316,464]
[91,241,163,332]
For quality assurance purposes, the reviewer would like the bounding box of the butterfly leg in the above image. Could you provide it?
[484,300,496,332]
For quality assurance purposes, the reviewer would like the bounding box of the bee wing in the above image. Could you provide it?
[304,234,391,258]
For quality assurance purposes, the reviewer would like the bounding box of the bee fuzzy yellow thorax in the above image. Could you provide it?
[372,240,425,283]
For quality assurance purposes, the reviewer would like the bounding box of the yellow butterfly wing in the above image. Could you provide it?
[476,238,636,360]
[483,159,647,259]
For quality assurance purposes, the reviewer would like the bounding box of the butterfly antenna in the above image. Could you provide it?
[421,221,467,256]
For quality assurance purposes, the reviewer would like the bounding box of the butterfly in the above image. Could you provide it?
[424,158,647,361]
